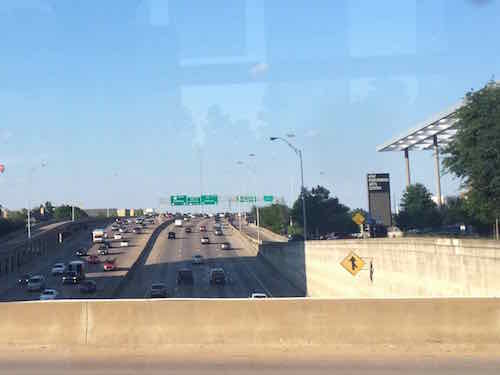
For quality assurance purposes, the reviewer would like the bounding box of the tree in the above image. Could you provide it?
[251,204,289,235]
[395,183,441,230]
[54,205,88,221]
[291,185,357,238]
[44,201,55,217]
[442,81,500,226]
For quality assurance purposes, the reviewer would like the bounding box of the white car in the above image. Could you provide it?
[200,237,210,244]
[40,289,58,301]
[51,263,66,276]
[250,293,267,298]
[192,254,204,264]
[114,234,122,240]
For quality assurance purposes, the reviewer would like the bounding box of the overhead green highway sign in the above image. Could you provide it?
[263,195,274,203]
[170,195,187,206]
[187,196,201,205]
[201,195,218,205]
[237,195,257,203]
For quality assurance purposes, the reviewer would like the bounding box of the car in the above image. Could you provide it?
[168,231,176,239]
[132,227,141,234]
[76,248,88,256]
[200,236,210,244]
[51,263,66,276]
[79,280,97,293]
[40,289,58,301]
[185,227,192,233]
[176,269,194,285]
[220,242,231,250]
[150,283,168,298]
[199,225,207,232]
[18,273,32,285]
[103,259,115,271]
[288,234,304,242]
[98,247,109,255]
[111,225,119,231]
[27,275,45,291]
[214,229,223,236]
[119,227,125,233]
[114,233,123,240]
[250,293,268,298]
[209,268,226,285]
[99,242,109,250]
[192,254,203,265]
[87,254,100,264]
[62,271,84,284]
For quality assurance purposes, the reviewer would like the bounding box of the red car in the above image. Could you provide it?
[103,259,115,271]
[87,254,100,264]
[199,225,207,232]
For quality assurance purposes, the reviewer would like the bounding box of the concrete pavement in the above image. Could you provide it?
[0,218,164,301]
[119,217,302,298]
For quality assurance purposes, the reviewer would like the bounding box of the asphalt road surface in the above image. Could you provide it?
[120,217,303,298]
[1,346,499,375]
[0,219,161,301]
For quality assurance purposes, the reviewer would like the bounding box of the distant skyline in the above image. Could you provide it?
[1,0,499,211]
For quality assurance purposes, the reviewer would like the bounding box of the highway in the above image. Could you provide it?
[120,217,303,298]
[232,216,287,243]
[0,218,162,301]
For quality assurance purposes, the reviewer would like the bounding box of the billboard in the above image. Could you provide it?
[367,173,392,227]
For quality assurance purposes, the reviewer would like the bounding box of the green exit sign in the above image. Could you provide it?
[263,195,274,203]
[170,195,187,206]
[187,196,201,205]
[201,195,218,205]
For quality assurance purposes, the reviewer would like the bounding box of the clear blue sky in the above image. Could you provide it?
[1,0,499,211]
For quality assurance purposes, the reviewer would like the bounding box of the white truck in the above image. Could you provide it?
[174,219,183,227]
[92,228,105,243]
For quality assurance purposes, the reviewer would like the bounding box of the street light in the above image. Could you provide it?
[270,136,307,240]
[27,161,47,239]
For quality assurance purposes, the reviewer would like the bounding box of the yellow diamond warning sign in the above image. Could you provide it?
[341,251,365,276]
[352,212,365,225]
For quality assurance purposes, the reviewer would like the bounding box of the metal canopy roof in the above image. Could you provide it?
[376,101,464,152]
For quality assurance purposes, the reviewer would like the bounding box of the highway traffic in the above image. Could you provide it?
[119,216,303,299]
[0,217,162,301]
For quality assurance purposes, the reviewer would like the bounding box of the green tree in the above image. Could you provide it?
[442,81,500,226]
[395,183,442,230]
[291,185,357,238]
[54,205,88,221]
[251,203,289,235]
[44,201,55,217]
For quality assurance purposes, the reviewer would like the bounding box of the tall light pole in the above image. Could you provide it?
[270,136,307,241]
[27,161,47,239]
[238,155,261,244]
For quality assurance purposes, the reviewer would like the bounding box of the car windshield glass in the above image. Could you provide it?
[2,2,500,372]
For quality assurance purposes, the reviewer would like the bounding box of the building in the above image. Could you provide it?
[117,209,130,217]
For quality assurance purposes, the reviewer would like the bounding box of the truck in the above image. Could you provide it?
[92,228,105,243]
[174,219,183,227]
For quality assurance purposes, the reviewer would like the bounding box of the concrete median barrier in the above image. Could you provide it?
[1,298,500,348]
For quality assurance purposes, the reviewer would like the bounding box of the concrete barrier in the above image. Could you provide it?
[248,223,288,242]
[258,238,500,298]
[111,219,173,297]
[1,298,499,347]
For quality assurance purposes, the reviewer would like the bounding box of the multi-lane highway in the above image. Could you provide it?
[119,217,303,298]
[0,218,162,301]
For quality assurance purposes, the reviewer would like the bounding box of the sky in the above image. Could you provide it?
[0,0,499,212]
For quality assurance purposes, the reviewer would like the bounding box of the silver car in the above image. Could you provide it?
[27,275,45,292]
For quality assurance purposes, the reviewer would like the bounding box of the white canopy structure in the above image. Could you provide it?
[376,101,464,207]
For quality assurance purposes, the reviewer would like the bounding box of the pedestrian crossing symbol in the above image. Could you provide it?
[340,251,365,276]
